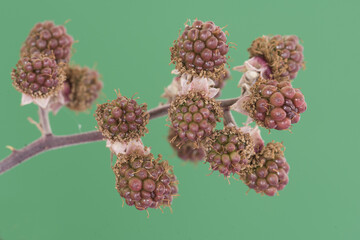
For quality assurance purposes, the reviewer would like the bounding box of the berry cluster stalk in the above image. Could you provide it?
[38,107,52,135]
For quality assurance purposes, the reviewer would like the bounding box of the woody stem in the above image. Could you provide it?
[0,97,240,175]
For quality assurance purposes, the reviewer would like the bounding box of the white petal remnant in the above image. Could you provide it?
[239,125,264,153]
[162,71,220,101]
[230,95,251,116]
[179,75,219,98]
[48,90,68,115]
[21,93,51,109]
[233,56,271,95]
[106,139,150,155]
[21,94,34,106]
[162,75,182,102]
[239,125,252,134]
[21,90,68,114]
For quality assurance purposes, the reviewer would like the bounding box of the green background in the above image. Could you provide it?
[0,0,359,239]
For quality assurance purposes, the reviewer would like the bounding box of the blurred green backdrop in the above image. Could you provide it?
[0,0,359,239]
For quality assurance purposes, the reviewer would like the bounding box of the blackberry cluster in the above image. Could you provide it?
[11,53,65,98]
[63,65,103,111]
[171,20,229,81]
[242,142,289,196]
[113,153,178,211]
[205,126,254,177]
[21,21,74,63]
[168,128,206,162]
[95,95,149,142]
[169,91,223,146]
[248,35,304,81]
[245,79,307,130]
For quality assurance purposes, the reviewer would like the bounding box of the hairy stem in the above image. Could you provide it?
[0,97,239,175]
[38,107,52,135]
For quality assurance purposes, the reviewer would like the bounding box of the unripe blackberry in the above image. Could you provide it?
[205,126,254,177]
[168,91,223,146]
[245,78,307,130]
[95,94,149,142]
[21,21,74,63]
[11,53,65,99]
[63,65,103,111]
[168,128,205,162]
[242,142,289,196]
[248,35,304,81]
[113,153,178,211]
[170,20,229,81]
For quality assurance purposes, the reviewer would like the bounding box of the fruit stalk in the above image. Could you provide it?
[223,108,237,126]
[0,97,240,175]
[38,107,52,135]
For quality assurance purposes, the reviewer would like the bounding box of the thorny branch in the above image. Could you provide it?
[0,97,240,175]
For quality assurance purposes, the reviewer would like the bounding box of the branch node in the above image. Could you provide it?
[6,145,17,152]
[27,117,44,134]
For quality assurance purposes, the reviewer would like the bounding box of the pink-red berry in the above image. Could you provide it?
[168,91,223,146]
[171,20,229,81]
[11,53,65,98]
[95,94,149,142]
[21,21,74,63]
[245,79,307,130]
[113,153,178,211]
[241,142,289,196]
[248,35,304,81]
[63,65,103,111]
[205,126,254,177]
[168,128,206,162]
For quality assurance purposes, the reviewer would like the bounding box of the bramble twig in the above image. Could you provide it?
[0,97,239,175]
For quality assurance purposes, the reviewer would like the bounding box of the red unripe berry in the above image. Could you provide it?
[169,91,222,146]
[248,35,304,81]
[205,126,254,177]
[21,21,74,63]
[270,108,286,121]
[168,128,206,162]
[113,153,178,211]
[270,92,285,107]
[171,20,229,81]
[11,53,65,99]
[245,78,307,130]
[63,65,102,112]
[95,94,149,142]
[242,142,290,196]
